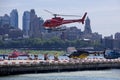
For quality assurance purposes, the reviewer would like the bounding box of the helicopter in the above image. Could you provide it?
[43,10,87,31]
[103,49,120,59]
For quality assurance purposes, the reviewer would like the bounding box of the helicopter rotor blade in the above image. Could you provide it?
[57,14,81,17]
[44,10,81,17]
[44,10,58,17]
[44,10,54,14]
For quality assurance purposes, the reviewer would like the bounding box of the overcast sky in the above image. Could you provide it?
[0,0,120,37]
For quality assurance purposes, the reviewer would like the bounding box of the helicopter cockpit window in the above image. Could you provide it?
[46,20,51,23]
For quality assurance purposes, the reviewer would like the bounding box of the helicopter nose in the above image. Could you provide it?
[43,22,46,26]
[43,23,45,26]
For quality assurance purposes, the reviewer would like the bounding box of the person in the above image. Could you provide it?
[34,54,38,60]
[27,54,32,60]
[44,53,49,60]
[3,54,5,60]
[54,53,59,61]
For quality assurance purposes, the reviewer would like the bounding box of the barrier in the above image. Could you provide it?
[4,62,8,65]
[19,62,24,64]
[11,62,16,65]
[0,58,120,66]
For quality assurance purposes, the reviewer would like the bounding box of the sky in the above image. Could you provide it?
[0,0,120,37]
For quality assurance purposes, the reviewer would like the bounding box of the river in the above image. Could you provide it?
[0,69,120,80]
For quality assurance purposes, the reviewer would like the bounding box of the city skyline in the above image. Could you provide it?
[0,0,120,37]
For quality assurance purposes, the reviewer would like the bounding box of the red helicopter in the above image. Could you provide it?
[43,10,87,31]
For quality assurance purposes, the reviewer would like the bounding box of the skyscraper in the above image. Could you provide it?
[29,9,43,38]
[0,14,10,27]
[0,16,2,27]
[84,17,92,34]
[115,32,120,40]
[23,11,30,37]
[2,14,10,26]
[10,9,18,28]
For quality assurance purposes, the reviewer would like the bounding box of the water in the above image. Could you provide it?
[0,69,120,80]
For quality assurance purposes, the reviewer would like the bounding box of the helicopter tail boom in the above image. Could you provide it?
[81,12,87,24]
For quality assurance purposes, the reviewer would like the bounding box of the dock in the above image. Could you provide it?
[0,58,120,76]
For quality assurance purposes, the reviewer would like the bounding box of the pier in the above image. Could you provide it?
[0,58,120,76]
